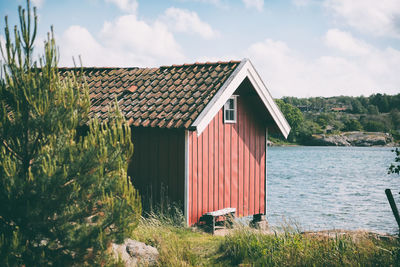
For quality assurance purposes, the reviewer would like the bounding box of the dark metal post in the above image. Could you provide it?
[385,189,400,234]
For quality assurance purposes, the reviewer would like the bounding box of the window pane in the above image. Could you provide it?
[229,110,234,120]
[224,97,236,122]
[224,101,229,110]
[229,99,234,109]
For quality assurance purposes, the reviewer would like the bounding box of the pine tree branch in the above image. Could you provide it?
[1,139,23,161]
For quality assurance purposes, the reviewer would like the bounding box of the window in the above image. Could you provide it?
[224,96,237,123]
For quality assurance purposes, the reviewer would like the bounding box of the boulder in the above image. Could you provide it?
[344,132,392,146]
[112,239,159,266]
[309,134,351,146]
[309,131,394,147]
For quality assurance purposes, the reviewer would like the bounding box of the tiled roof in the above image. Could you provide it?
[59,60,241,129]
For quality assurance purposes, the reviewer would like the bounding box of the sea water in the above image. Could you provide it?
[267,146,400,234]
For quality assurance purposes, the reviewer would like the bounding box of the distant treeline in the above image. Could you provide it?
[281,93,400,114]
[272,93,400,144]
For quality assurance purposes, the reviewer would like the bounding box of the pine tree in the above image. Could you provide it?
[0,1,141,265]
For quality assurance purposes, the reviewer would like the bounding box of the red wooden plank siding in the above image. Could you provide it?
[238,104,244,217]
[159,131,168,197]
[208,123,214,213]
[255,125,260,214]
[177,133,185,205]
[192,131,198,223]
[188,94,267,225]
[203,126,208,215]
[249,119,255,215]
[198,131,203,220]
[218,111,224,210]
[213,117,219,213]
[243,108,249,216]
[224,117,230,208]
[260,130,266,214]
[231,117,238,213]
[128,128,185,210]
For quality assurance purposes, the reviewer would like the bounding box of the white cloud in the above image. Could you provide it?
[194,55,240,63]
[242,0,264,11]
[176,0,228,9]
[245,37,400,97]
[161,7,218,39]
[31,0,45,8]
[325,0,400,38]
[100,15,184,62]
[0,34,44,64]
[324,29,371,56]
[292,0,312,7]
[59,26,105,66]
[58,15,184,67]
[245,39,309,97]
[105,0,138,14]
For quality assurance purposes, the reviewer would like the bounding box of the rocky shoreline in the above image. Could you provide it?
[269,131,398,147]
[308,131,395,146]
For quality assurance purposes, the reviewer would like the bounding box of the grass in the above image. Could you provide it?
[127,208,400,266]
[220,227,399,266]
[130,210,224,266]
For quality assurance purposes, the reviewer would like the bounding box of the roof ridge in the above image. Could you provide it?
[160,59,243,69]
[58,59,244,71]
[57,67,144,71]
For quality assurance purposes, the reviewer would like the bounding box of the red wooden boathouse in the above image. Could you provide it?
[65,59,290,225]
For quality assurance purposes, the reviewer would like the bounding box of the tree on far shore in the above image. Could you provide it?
[0,1,141,265]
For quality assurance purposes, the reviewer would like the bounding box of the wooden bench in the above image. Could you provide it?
[201,208,236,234]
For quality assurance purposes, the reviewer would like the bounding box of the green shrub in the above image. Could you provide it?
[363,120,387,132]
[343,119,363,131]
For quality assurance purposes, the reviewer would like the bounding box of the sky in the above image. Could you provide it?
[0,0,400,98]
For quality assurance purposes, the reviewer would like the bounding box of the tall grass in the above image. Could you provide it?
[130,203,224,266]
[220,226,400,266]
[129,187,399,266]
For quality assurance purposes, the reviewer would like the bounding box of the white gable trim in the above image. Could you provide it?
[184,130,189,226]
[191,59,291,138]
[191,60,247,135]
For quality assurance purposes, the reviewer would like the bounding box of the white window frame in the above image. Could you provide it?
[224,95,237,123]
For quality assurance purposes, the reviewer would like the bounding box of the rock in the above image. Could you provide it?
[310,134,351,146]
[251,220,269,231]
[250,215,269,231]
[112,239,159,267]
[267,140,274,146]
[309,131,394,147]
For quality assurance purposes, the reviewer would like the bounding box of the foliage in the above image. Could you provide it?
[275,99,304,129]
[344,119,363,131]
[388,148,400,175]
[0,1,141,265]
[275,94,400,145]
[351,98,367,114]
[390,109,400,129]
[282,93,400,115]
[363,120,387,132]
[275,99,304,142]
[296,120,323,143]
